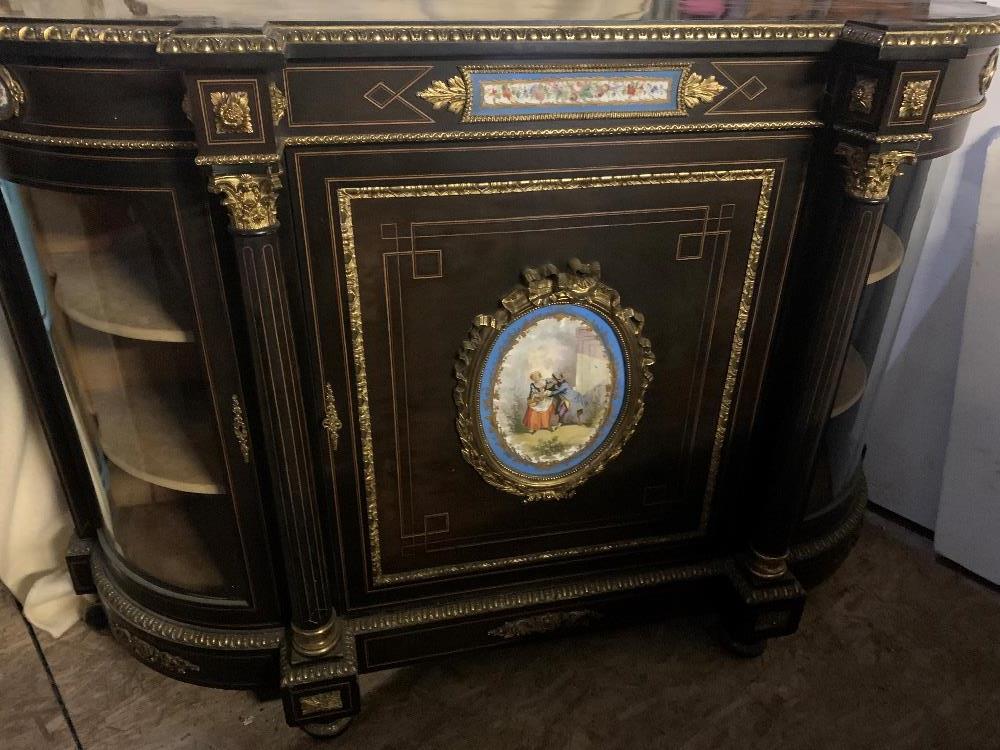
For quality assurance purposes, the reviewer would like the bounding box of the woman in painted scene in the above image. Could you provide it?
[523,370,557,433]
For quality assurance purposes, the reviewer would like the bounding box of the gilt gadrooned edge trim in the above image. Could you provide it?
[0,22,172,44]
[0,21,997,48]
[195,153,282,166]
[931,99,987,120]
[157,33,280,54]
[0,129,194,150]
[92,553,284,650]
[832,126,933,143]
[269,21,1000,47]
[271,23,842,45]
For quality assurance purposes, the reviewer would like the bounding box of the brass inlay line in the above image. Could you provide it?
[931,99,987,120]
[336,168,775,586]
[0,129,193,150]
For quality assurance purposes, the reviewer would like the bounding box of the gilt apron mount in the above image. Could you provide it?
[454,259,655,502]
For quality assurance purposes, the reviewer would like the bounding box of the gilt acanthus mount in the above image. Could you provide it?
[454,259,654,502]
[419,65,726,122]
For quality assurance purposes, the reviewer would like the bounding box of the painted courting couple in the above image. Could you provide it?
[522,370,588,433]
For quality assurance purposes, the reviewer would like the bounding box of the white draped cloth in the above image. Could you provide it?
[0,311,82,637]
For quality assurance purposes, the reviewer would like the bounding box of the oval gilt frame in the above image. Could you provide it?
[454,259,654,502]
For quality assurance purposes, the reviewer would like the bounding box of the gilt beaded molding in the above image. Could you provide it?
[92,552,284,650]
[0,20,994,51]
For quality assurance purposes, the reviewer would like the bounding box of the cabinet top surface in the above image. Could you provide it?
[4,0,999,28]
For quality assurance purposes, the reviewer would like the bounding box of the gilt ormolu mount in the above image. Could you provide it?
[0,0,996,738]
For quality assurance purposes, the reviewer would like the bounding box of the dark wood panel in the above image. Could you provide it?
[289,132,812,610]
[10,64,191,137]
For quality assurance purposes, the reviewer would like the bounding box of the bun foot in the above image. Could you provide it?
[302,716,353,739]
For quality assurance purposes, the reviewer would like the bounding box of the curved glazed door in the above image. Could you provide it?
[0,147,279,626]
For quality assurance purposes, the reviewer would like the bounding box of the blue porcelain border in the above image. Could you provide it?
[477,304,628,479]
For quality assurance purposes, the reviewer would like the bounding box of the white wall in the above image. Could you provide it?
[934,140,1000,581]
[865,93,1000,566]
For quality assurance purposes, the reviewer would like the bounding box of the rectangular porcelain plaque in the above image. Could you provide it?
[464,66,686,121]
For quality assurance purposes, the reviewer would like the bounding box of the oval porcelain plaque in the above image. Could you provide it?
[479,304,626,478]
[454,259,654,502]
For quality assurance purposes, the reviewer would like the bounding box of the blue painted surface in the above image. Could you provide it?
[468,69,682,118]
[477,304,627,478]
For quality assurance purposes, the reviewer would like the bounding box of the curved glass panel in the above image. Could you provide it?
[2,182,248,598]
[808,156,953,518]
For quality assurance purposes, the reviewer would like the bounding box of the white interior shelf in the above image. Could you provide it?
[830,346,868,419]
[93,384,226,495]
[867,226,904,286]
[51,249,195,343]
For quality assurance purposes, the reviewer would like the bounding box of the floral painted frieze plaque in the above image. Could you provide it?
[419,65,725,122]
[455,259,654,502]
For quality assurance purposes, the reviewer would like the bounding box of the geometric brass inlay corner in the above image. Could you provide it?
[269,81,287,126]
[210,90,254,134]
[849,77,877,115]
[981,48,998,95]
[897,79,933,120]
[834,144,917,202]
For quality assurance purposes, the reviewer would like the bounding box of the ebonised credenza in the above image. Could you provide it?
[0,0,995,737]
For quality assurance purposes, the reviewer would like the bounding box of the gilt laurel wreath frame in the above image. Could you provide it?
[454,259,655,502]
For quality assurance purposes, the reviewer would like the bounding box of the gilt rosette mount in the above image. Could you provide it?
[455,259,654,502]
[419,64,725,122]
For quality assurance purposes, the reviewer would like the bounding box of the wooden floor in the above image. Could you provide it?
[4,512,1000,749]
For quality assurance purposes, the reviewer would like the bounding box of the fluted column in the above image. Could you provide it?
[209,169,339,657]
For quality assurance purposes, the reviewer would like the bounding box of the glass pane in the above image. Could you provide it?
[812,157,951,512]
[3,182,247,598]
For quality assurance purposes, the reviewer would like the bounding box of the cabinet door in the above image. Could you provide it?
[0,148,279,626]
[291,134,811,610]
